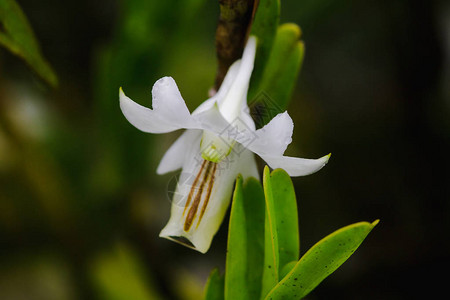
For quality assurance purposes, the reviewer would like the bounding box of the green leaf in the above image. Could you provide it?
[249,0,280,97]
[250,23,304,127]
[242,177,266,298]
[0,0,57,87]
[260,166,279,299]
[270,169,300,273]
[225,176,248,300]
[204,268,224,300]
[279,261,297,280]
[260,167,300,299]
[225,175,265,300]
[265,220,379,300]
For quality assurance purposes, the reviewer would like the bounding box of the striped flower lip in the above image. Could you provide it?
[119,36,330,253]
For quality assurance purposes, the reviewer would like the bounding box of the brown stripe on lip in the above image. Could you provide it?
[184,160,215,231]
[196,162,217,228]
[183,159,207,216]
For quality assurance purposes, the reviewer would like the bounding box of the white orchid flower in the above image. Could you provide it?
[119,36,330,253]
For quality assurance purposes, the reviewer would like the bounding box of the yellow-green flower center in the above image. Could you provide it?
[200,130,234,163]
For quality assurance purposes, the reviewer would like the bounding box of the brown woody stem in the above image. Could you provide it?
[214,0,258,91]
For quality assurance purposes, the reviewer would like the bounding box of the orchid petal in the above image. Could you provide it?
[249,111,294,156]
[119,77,194,133]
[235,144,259,180]
[219,36,257,123]
[192,61,241,116]
[261,153,331,177]
[213,60,242,104]
[238,108,256,131]
[193,103,230,132]
[157,129,202,175]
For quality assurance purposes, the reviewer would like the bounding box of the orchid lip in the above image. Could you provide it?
[167,236,195,248]
[181,159,217,231]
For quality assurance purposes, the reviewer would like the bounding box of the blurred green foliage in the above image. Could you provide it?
[0,0,57,86]
[90,243,162,300]
[249,0,279,93]
[1,0,216,299]
[251,23,304,126]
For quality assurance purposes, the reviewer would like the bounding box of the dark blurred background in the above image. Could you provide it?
[0,0,449,299]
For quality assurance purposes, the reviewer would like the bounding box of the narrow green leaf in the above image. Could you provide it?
[265,220,379,300]
[242,177,266,299]
[225,175,248,300]
[261,23,304,111]
[250,23,304,127]
[260,168,300,299]
[279,261,297,280]
[225,175,265,300]
[0,0,57,87]
[270,169,300,273]
[204,268,224,300]
[249,0,280,98]
[260,166,279,299]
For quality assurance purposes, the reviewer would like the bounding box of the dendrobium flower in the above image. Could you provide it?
[119,36,330,253]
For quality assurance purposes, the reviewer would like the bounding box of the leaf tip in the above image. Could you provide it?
[270,168,290,180]
[235,173,243,183]
[279,23,302,39]
[263,165,271,176]
[234,174,244,193]
[47,71,59,88]
[371,219,380,227]
[243,176,261,186]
